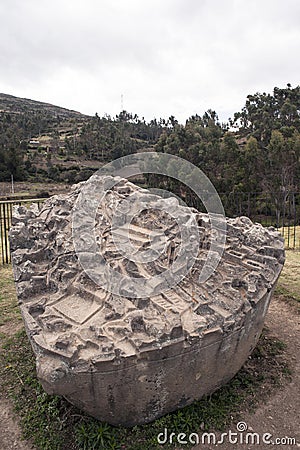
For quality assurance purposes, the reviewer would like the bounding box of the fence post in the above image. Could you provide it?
[0,198,48,265]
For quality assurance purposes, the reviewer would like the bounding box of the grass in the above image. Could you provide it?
[0,181,69,199]
[0,265,21,326]
[0,327,291,450]
[279,225,300,250]
[0,260,296,450]
[1,331,73,450]
[276,250,300,302]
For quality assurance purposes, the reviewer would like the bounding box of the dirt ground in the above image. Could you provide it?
[192,295,300,450]
[0,318,35,450]
[0,295,299,450]
[0,181,70,198]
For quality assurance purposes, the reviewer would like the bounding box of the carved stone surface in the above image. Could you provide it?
[9,176,285,426]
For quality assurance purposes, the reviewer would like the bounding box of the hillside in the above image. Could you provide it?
[0,93,85,118]
[0,85,299,205]
[0,93,164,185]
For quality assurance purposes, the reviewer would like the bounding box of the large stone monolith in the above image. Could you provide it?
[9,176,285,426]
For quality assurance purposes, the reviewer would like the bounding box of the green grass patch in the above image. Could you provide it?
[1,331,76,450]
[0,250,298,449]
[0,325,291,450]
[0,265,20,326]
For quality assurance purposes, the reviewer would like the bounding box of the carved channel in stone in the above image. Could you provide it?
[9,176,285,427]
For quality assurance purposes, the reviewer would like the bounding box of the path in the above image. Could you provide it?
[0,295,299,450]
[193,295,300,450]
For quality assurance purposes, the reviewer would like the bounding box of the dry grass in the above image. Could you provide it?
[0,247,298,449]
[279,225,300,250]
[0,265,20,329]
[276,250,300,302]
[0,181,70,198]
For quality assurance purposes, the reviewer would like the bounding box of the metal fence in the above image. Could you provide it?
[0,192,299,265]
[182,190,299,250]
[219,191,300,250]
[0,198,47,265]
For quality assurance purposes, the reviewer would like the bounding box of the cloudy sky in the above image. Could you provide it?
[0,0,300,123]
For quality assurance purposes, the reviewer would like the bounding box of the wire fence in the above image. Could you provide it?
[0,191,299,265]
[0,198,47,265]
[219,191,300,250]
[185,190,300,250]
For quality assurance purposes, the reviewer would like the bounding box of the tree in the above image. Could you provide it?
[232,85,300,144]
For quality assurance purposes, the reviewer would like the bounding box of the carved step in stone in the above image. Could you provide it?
[9,176,285,426]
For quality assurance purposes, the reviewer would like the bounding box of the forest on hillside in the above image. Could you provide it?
[0,85,299,202]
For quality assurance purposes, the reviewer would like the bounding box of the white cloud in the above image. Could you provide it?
[0,0,300,122]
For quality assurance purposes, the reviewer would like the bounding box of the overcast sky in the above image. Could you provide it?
[0,0,300,123]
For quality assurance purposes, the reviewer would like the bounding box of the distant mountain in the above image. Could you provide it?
[0,93,163,185]
[0,93,88,119]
